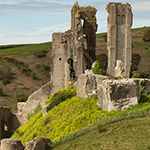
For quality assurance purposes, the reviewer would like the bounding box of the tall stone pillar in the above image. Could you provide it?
[106,3,132,78]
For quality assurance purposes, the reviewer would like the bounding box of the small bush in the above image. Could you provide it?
[139,95,150,103]
[2,79,11,85]
[34,49,47,58]
[46,89,76,111]
[131,53,141,72]
[96,54,108,70]
[16,94,28,102]
[131,72,148,78]
[47,92,76,111]
[92,60,103,75]
[0,88,4,96]
[0,67,13,80]
[114,76,123,79]
[35,64,50,78]
[3,56,14,62]
[143,30,150,42]
[97,123,103,133]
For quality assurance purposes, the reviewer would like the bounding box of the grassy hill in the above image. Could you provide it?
[0,26,150,112]
[53,116,150,150]
[0,42,51,112]
[11,88,150,149]
[8,26,150,149]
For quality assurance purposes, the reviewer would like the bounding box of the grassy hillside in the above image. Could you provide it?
[9,26,150,149]
[11,87,150,148]
[0,26,150,112]
[53,116,150,150]
[0,42,51,112]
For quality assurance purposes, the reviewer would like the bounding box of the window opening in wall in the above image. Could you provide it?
[59,58,61,61]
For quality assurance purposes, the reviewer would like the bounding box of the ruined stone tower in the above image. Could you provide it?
[51,2,97,93]
[106,3,133,78]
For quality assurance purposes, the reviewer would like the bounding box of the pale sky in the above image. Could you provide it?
[0,0,150,45]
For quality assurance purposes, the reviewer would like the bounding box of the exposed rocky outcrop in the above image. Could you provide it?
[0,137,51,150]
[25,137,51,150]
[1,139,24,150]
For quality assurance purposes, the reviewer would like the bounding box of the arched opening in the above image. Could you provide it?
[67,58,76,81]
[117,15,121,25]
[122,15,126,25]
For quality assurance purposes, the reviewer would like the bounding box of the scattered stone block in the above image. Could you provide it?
[1,139,24,150]
[25,137,51,150]
[97,79,139,111]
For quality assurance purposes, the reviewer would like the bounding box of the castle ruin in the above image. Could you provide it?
[106,3,133,78]
[51,2,97,93]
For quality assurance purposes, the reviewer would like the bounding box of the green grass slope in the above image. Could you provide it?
[0,42,51,112]
[53,116,150,150]
[11,88,150,148]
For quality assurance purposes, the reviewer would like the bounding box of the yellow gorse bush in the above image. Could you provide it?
[3,56,13,60]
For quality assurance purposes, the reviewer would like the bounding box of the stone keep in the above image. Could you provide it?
[106,3,133,78]
[51,2,97,93]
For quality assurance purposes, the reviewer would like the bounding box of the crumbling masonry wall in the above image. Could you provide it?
[0,107,12,140]
[106,3,133,78]
[51,2,97,93]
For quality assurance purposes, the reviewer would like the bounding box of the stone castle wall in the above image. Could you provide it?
[51,2,97,94]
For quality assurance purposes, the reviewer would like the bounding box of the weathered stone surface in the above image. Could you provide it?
[106,3,133,78]
[25,137,51,150]
[1,139,24,150]
[16,82,51,125]
[0,107,12,140]
[77,74,111,97]
[51,2,97,94]
[97,79,139,111]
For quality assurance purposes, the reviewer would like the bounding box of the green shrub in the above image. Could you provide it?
[2,79,11,85]
[0,88,4,96]
[34,49,47,58]
[35,64,50,78]
[16,94,28,102]
[47,91,76,111]
[131,53,141,72]
[97,123,103,133]
[92,60,103,75]
[0,67,13,80]
[139,95,150,103]
[131,72,148,78]
[114,76,123,79]
[143,30,150,42]
[96,54,108,70]
[131,72,141,78]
